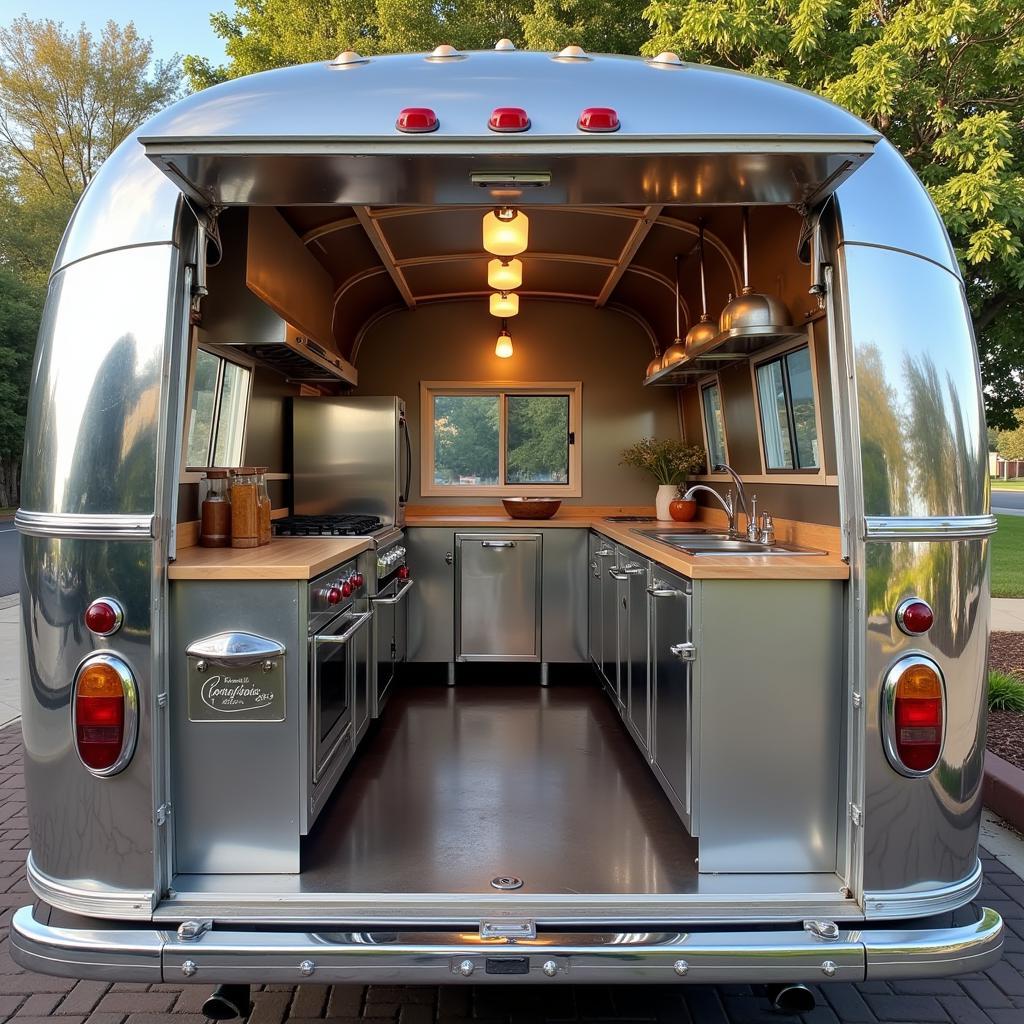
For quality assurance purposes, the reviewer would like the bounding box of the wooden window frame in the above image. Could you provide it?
[420,381,582,497]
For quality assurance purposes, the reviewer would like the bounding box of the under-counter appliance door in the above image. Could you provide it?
[398,403,411,525]
[292,396,402,522]
[587,534,604,668]
[372,576,413,713]
[626,559,651,751]
[456,534,541,662]
[650,570,693,830]
[600,547,619,693]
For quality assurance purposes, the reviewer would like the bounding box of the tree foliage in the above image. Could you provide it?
[996,409,1024,460]
[643,0,1024,426]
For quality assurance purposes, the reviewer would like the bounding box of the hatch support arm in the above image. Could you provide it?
[595,205,663,308]
[354,206,417,309]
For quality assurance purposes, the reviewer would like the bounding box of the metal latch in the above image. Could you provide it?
[480,919,537,941]
[156,803,172,827]
[849,803,862,827]
[803,919,840,941]
[177,919,212,942]
[670,642,696,662]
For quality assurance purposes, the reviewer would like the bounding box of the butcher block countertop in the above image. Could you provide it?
[405,507,849,581]
[168,537,372,580]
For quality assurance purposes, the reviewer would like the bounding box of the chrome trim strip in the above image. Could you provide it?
[10,904,1002,985]
[863,514,998,541]
[26,853,155,920]
[15,510,157,540]
[863,858,984,919]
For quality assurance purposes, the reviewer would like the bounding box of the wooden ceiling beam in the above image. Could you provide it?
[353,206,416,309]
[595,204,663,307]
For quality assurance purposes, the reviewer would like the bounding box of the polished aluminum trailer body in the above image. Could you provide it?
[12,49,998,983]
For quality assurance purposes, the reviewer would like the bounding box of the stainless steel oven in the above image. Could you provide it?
[370,534,412,717]
[306,558,372,830]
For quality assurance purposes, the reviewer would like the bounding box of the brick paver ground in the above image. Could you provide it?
[0,726,1023,1024]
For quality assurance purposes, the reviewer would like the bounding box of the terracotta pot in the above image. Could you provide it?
[669,498,697,522]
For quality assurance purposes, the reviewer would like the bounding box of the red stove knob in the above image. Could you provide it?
[325,586,343,605]
[342,581,353,598]
[353,573,364,588]
[398,565,410,580]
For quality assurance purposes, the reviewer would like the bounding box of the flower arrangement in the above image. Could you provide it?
[620,438,706,486]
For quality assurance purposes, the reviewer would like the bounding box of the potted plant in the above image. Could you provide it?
[620,438,706,520]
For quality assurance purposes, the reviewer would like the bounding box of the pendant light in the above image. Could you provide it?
[483,207,529,256]
[488,257,522,291]
[489,291,520,317]
[645,355,662,379]
[660,254,687,368]
[718,207,792,334]
[495,320,514,358]
[685,220,718,349]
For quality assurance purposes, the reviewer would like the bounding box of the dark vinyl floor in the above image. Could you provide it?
[302,681,699,894]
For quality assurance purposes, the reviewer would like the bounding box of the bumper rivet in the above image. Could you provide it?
[821,960,838,977]
[542,960,558,977]
[673,959,689,976]
[181,960,197,977]
[458,959,474,977]
[300,959,315,976]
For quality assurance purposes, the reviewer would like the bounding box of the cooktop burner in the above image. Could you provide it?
[274,514,384,537]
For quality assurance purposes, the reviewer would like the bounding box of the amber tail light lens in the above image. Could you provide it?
[882,655,945,776]
[73,654,139,776]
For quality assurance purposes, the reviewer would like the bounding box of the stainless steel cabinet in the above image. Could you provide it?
[622,552,651,752]
[587,533,604,669]
[456,533,541,661]
[649,568,693,831]
[600,541,620,698]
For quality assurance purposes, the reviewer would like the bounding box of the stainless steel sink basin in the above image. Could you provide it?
[636,530,825,556]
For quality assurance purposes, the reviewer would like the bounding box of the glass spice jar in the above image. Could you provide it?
[199,469,232,547]
[256,467,272,546]
[230,468,261,548]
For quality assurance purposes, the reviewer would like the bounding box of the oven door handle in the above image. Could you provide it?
[371,578,414,606]
[312,610,373,650]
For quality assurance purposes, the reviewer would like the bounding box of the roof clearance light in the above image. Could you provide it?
[489,107,530,133]
[488,258,523,291]
[490,291,520,317]
[882,655,945,776]
[495,322,514,359]
[396,107,438,133]
[578,107,620,133]
[483,207,529,256]
[648,51,683,67]
[495,38,516,51]
[895,598,934,636]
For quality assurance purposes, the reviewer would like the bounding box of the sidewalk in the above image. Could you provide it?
[0,597,18,728]
[994,598,1024,633]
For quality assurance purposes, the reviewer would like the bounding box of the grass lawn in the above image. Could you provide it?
[993,514,1024,598]
[992,480,1024,490]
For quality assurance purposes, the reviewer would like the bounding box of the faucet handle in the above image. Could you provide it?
[759,509,776,545]
[746,493,759,542]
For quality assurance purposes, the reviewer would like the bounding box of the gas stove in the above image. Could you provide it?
[274,514,384,537]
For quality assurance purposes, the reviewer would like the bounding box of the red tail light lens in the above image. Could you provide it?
[882,656,945,776]
[896,598,934,635]
[578,107,620,132]
[396,107,438,133]
[73,655,138,776]
[84,597,124,636]
[489,107,530,132]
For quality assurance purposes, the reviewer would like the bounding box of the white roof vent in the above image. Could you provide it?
[553,45,591,62]
[328,50,369,67]
[426,44,466,61]
[494,38,516,51]
[648,51,684,67]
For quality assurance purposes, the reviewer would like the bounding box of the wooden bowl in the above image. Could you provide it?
[502,498,562,520]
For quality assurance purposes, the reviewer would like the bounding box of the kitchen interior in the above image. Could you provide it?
[166,196,851,908]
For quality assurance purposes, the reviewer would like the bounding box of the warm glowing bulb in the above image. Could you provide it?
[482,208,529,256]
[487,258,522,291]
[495,328,514,358]
[489,291,520,317]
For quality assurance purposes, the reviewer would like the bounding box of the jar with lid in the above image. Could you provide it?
[230,468,261,548]
[256,467,272,546]
[199,469,231,547]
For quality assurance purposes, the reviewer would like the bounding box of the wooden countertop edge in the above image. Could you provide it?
[168,537,372,580]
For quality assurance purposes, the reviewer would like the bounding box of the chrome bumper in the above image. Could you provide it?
[11,905,1003,985]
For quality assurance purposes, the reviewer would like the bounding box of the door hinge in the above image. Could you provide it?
[157,692,168,709]
[670,642,696,662]
[156,803,172,827]
[848,803,862,827]
[479,918,537,941]
[852,691,862,710]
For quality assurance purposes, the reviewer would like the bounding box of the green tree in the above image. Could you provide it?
[643,0,1024,427]
[997,409,1024,460]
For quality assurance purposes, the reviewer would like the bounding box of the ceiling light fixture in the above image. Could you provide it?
[483,207,529,256]
[489,291,520,317]
[495,321,514,358]
[487,257,522,291]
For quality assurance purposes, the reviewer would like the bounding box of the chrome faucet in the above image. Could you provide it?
[681,483,739,535]
[713,463,750,528]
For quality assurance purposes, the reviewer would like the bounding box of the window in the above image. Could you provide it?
[700,379,728,470]
[186,349,252,468]
[422,382,581,496]
[753,345,820,471]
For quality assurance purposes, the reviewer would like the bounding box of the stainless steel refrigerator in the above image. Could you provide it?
[292,396,411,525]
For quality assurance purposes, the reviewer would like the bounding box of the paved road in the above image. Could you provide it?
[993,489,1024,513]
[0,728,1021,1022]
[0,523,16,598]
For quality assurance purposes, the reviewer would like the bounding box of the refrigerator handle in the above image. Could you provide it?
[400,413,412,506]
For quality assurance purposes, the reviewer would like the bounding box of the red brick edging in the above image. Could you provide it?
[984,749,1024,832]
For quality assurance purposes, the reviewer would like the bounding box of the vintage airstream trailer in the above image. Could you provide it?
[10,45,1002,1007]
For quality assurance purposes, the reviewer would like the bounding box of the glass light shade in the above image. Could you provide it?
[489,291,520,317]
[488,258,522,291]
[483,208,529,256]
[495,328,514,358]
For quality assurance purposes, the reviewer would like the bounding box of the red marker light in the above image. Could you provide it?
[396,107,438,133]
[578,107,619,132]
[84,598,123,637]
[489,107,530,132]
[896,598,934,636]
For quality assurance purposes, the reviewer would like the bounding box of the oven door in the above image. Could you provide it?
[371,577,414,716]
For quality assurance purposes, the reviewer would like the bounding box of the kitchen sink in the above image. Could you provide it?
[636,530,825,556]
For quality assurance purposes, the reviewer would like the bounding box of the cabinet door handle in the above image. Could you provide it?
[595,548,614,557]
[670,642,696,662]
[648,585,685,598]
[481,540,517,548]
[608,568,629,581]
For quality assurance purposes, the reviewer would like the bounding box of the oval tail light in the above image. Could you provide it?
[882,655,945,776]
[73,654,139,776]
